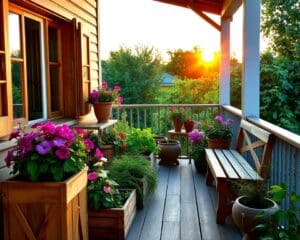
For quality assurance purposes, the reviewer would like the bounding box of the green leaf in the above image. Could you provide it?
[64,159,77,172]
[50,165,63,181]
[27,160,38,181]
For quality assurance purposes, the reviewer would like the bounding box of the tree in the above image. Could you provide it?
[102,46,164,104]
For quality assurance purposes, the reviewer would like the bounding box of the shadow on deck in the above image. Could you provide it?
[126,159,242,240]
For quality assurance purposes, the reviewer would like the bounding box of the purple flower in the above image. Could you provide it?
[36,140,53,155]
[95,148,104,161]
[55,125,75,142]
[103,186,110,193]
[52,137,66,147]
[84,138,94,151]
[90,90,99,100]
[55,147,70,160]
[215,115,223,124]
[188,130,204,145]
[4,150,14,167]
[88,171,98,181]
[9,130,21,140]
[19,132,37,155]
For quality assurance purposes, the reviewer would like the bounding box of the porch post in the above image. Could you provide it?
[241,0,260,118]
[219,17,231,105]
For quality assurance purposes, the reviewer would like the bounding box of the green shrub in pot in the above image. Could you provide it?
[108,154,158,208]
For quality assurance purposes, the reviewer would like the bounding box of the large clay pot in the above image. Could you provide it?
[158,140,181,166]
[93,102,112,123]
[183,120,194,133]
[207,137,231,149]
[232,196,279,240]
[153,136,166,145]
[172,119,183,132]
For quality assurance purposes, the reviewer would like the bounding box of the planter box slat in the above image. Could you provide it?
[88,189,136,240]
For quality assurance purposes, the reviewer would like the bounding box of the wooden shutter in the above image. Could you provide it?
[0,0,13,137]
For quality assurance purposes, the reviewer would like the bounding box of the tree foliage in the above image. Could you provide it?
[102,46,164,104]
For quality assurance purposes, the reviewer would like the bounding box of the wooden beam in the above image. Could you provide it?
[189,6,221,31]
[222,0,242,18]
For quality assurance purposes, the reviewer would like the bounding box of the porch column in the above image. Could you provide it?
[219,17,231,105]
[241,0,260,118]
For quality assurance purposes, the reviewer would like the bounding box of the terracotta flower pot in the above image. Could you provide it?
[93,102,112,123]
[184,120,194,133]
[232,196,279,240]
[207,137,231,149]
[172,118,183,132]
[158,140,181,166]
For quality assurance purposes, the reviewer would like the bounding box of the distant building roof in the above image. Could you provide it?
[160,73,175,87]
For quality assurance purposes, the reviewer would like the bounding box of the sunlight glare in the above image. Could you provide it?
[202,50,214,62]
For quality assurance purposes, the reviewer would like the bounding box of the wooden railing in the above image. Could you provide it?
[112,104,220,136]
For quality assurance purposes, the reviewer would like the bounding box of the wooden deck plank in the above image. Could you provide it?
[161,221,180,240]
[180,161,196,204]
[126,207,147,240]
[167,165,181,195]
[138,166,170,240]
[163,194,180,222]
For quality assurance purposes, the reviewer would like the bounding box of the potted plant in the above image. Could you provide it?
[188,129,207,173]
[254,183,300,239]
[86,149,136,240]
[108,154,158,209]
[232,181,280,240]
[1,122,89,240]
[183,119,194,133]
[88,80,123,123]
[203,115,233,149]
[169,106,186,132]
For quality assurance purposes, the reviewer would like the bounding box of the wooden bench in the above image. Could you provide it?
[205,120,275,224]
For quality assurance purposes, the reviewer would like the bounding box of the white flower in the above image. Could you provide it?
[94,162,103,167]
[101,157,107,162]
[98,170,107,178]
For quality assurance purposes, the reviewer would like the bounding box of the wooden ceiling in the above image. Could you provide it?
[153,0,224,15]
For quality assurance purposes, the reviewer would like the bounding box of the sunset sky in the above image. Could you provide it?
[100,0,268,62]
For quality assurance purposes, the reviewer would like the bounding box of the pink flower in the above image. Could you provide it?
[95,148,104,161]
[118,96,124,104]
[188,130,204,145]
[103,186,110,193]
[55,147,70,160]
[215,115,223,124]
[84,138,94,151]
[74,128,87,136]
[88,171,98,181]
[38,121,56,135]
[90,89,99,100]
[102,81,108,90]
[9,130,21,140]
[113,85,121,92]
[55,125,75,142]
[19,132,37,155]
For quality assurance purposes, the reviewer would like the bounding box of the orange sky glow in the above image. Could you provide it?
[100,0,268,62]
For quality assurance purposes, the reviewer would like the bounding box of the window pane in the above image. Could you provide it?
[11,62,24,118]
[82,35,89,65]
[82,66,89,82]
[9,13,21,58]
[50,65,60,112]
[25,17,43,121]
[48,26,58,62]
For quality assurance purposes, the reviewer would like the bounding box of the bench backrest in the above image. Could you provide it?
[236,120,275,179]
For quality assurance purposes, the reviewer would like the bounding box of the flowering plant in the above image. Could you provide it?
[87,148,129,209]
[204,115,233,140]
[169,106,186,123]
[88,80,123,105]
[188,129,208,173]
[5,122,88,182]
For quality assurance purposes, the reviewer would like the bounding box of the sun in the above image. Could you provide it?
[202,50,214,62]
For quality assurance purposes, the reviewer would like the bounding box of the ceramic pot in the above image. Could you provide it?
[183,120,194,133]
[93,102,112,123]
[153,136,166,145]
[207,137,231,149]
[158,140,181,166]
[232,196,279,240]
[172,119,183,132]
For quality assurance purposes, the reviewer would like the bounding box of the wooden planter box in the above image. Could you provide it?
[0,168,88,240]
[88,189,136,240]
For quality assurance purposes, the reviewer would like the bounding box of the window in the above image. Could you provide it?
[8,9,62,123]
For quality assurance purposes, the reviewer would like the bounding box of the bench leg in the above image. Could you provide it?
[216,180,232,224]
[205,166,214,186]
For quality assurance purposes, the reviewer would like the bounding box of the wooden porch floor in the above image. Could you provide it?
[126,159,242,240]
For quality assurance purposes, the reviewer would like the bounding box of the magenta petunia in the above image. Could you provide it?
[55,125,75,142]
[88,171,98,181]
[55,147,70,160]
[9,130,21,140]
[74,128,87,136]
[19,132,37,155]
[84,138,95,151]
[95,148,104,161]
[90,89,99,100]
[103,186,110,193]
[102,81,108,90]
[36,140,53,155]
[113,85,121,92]
[38,121,56,135]
[4,150,14,167]
[118,96,124,104]
[188,129,204,145]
